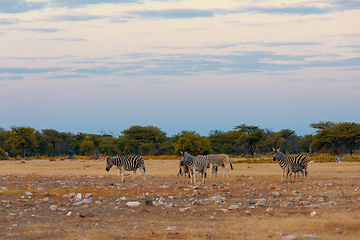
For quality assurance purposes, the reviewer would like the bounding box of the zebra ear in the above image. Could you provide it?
[180,151,183,155]
[272,148,275,152]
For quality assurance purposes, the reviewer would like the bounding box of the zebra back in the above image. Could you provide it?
[180,151,207,172]
[206,154,233,169]
[107,155,145,171]
[194,155,208,172]
[273,148,307,169]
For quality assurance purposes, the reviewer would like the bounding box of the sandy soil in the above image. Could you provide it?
[0,159,359,239]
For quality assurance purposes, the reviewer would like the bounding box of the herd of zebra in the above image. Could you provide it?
[105,148,310,184]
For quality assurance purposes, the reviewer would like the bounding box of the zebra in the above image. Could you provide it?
[206,154,233,178]
[106,155,146,182]
[180,151,208,184]
[273,148,310,182]
[178,160,190,179]
[286,162,305,183]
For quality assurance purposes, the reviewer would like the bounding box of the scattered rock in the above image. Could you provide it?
[301,234,319,239]
[179,207,190,212]
[228,204,240,210]
[209,195,226,202]
[75,193,82,201]
[282,235,296,239]
[244,211,251,215]
[126,201,141,207]
[310,211,318,217]
[50,205,58,211]
[165,226,178,231]
[265,207,273,212]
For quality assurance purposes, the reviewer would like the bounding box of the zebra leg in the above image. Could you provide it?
[193,168,197,185]
[131,169,137,182]
[225,165,229,178]
[209,163,213,178]
[142,166,146,182]
[202,168,206,184]
[281,169,285,183]
[306,168,310,181]
[121,166,125,182]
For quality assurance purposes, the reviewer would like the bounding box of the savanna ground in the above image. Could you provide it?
[0,158,359,240]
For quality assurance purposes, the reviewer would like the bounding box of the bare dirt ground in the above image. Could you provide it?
[0,159,359,240]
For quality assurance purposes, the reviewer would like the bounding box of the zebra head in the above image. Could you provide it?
[273,148,281,161]
[180,151,186,165]
[105,157,113,172]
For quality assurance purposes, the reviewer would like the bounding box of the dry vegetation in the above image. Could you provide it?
[0,159,360,240]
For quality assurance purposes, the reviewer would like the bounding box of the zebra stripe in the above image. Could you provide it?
[273,148,310,182]
[206,154,233,178]
[106,155,146,182]
[178,159,190,179]
[180,151,208,184]
[286,162,304,183]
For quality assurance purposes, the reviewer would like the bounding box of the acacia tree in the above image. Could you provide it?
[272,129,299,154]
[41,129,62,157]
[311,121,360,155]
[122,125,168,155]
[234,124,265,156]
[174,131,211,156]
[9,126,38,158]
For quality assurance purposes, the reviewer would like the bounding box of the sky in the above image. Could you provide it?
[0,0,359,137]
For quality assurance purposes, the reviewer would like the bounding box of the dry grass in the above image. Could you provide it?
[0,159,359,239]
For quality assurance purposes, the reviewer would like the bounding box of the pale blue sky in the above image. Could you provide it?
[1,0,359,136]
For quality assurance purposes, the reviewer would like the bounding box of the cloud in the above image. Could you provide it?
[0,67,60,74]
[131,9,215,19]
[261,42,321,47]
[246,6,328,15]
[49,0,142,8]
[0,76,24,80]
[49,75,89,79]
[0,19,17,25]
[98,83,123,88]
[0,0,46,13]
[19,28,61,33]
[44,38,86,41]
[47,14,101,22]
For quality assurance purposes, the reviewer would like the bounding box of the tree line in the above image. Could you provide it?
[0,121,359,160]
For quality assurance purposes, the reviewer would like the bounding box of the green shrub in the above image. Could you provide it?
[0,148,9,160]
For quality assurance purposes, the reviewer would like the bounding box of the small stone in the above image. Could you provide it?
[228,204,240,210]
[25,192,33,196]
[126,201,141,207]
[165,226,177,231]
[310,211,318,217]
[50,205,58,211]
[302,234,319,239]
[179,207,190,212]
[66,212,72,217]
[265,207,273,212]
[75,193,82,201]
[209,216,215,220]
[244,211,251,215]
[282,235,296,239]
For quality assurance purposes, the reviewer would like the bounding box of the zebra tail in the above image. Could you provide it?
[230,158,233,170]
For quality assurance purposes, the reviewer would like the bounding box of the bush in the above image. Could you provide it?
[0,148,9,160]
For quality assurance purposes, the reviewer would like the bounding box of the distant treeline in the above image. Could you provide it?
[1,121,360,160]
